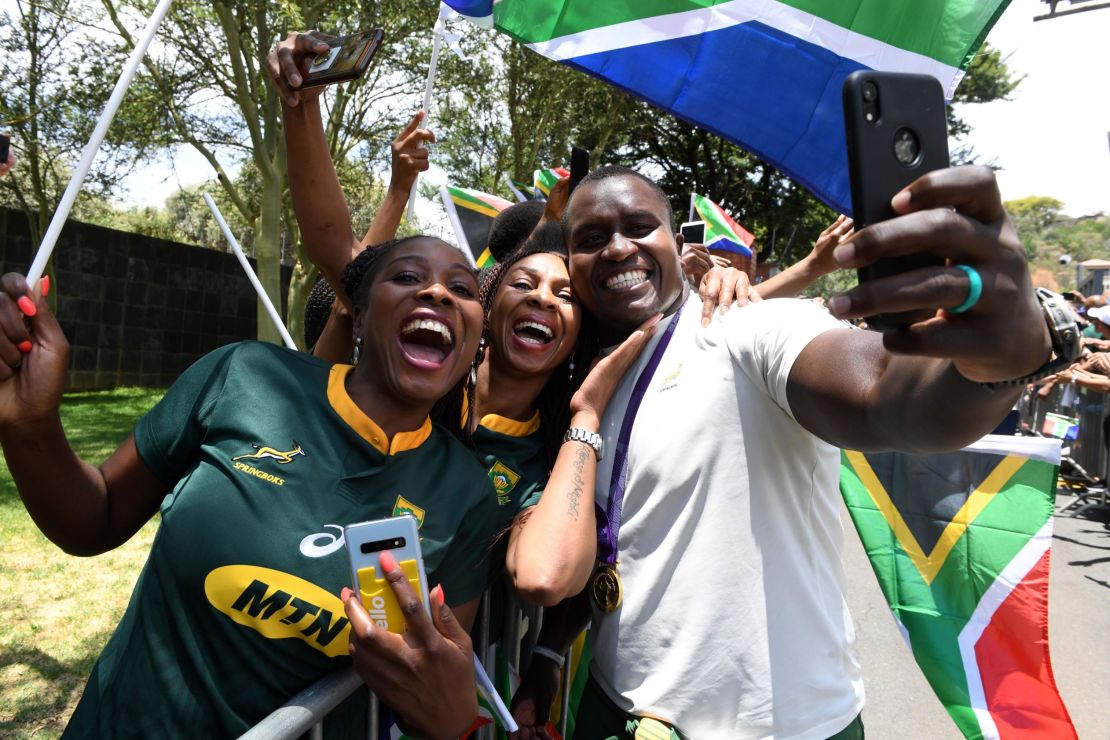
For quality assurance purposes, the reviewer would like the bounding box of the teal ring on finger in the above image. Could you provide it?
[950,264,983,314]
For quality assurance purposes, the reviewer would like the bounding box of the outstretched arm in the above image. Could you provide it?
[788,168,1050,453]
[360,113,436,249]
[0,275,166,555]
[758,214,853,299]
[507,316,659,606]
[269,32,365,309]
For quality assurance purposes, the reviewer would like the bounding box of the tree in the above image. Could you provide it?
[0,0,165,254]
[100,0,439,345]
[948,43,1023,165]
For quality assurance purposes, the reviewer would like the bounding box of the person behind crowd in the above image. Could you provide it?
[0,237,515,738]
[510,164,1051,739]
[489,200,546,262]
[1081,304,1110,351]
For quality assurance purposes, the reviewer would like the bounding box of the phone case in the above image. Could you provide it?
[843,71,950,330]
[302,29,385,88]
[345,515,429,634]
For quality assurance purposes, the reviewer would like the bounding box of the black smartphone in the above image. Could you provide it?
[303,29,385,88]
[843,70,950,331]
[569,146,590,193]
[0,134,10,165]
[679,220,706,244]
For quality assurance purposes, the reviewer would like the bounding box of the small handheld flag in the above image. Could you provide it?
[440,185,513,267]
[690,193,755,257]
[533,167,570,200]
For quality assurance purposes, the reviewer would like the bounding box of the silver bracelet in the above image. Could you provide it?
[530,646,566,668]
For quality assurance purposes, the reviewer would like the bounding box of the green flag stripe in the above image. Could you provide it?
[495,0,1007,69]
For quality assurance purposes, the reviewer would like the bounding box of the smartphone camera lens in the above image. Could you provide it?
[862,81,878,102]
[893,126,921,166]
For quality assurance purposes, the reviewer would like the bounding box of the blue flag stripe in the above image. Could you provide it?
[563,20,865,212]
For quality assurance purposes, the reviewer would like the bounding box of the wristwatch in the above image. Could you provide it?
[563,427,603,460]
[982,288,1082,390]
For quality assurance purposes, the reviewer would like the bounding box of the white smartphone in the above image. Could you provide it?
[344,515,430,634]
[679,220,706,244]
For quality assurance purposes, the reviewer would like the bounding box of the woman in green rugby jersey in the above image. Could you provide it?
[0,237,513,738]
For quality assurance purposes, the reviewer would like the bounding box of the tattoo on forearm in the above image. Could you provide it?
[566,446,589,521]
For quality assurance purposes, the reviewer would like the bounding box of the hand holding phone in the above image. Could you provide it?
[345,515,429,633]
[843,71,949,330]
[267,30,383,107]
[302,29,384,88]
[341,545,480,738]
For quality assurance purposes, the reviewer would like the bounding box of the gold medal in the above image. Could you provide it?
[591,561,623,613]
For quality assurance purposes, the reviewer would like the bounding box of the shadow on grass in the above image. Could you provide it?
[0,629,114,739]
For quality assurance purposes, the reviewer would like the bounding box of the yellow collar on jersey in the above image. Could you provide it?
[328,365,432,455]
[460,395,541,438]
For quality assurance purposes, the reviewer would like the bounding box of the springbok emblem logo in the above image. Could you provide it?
[233,441,306,465]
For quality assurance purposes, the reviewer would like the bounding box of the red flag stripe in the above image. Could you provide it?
[975,550,1077,739]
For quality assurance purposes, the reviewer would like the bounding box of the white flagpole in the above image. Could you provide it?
[473,654,518,733]
[203,193,297,350]
[688,193,696,223]
[439,185,477,268]
[26,0,175,285]
[406,7,450,223]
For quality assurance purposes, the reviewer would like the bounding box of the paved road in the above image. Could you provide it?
[842,493,1109,738]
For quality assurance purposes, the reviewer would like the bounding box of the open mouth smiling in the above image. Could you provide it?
[399,316,455,367]
[513,319,555,346]
[604,269,650,291]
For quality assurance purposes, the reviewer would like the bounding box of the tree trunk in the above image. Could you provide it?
[254,171,284,346]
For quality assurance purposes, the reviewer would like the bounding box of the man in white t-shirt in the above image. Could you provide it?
[512,165,1053,740]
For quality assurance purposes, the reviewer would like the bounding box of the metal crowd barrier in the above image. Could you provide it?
[1019,381,1110,479]
[240,590,575,740]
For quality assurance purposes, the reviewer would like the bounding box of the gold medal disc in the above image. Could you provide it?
[591,562,623,613]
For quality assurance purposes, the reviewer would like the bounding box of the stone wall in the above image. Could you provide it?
[0,207,292,390]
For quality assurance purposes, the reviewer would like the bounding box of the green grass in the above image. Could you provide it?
[0,387,164,739]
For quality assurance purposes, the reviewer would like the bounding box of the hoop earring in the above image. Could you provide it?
[352,336,362,365]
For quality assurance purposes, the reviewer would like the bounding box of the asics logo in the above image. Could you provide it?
[299,524,345,558]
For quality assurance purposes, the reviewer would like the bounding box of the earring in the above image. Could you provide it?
[469,360,478,388]
[352,336,362,365]
[568,356,576,382]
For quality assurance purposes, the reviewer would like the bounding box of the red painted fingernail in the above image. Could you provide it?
[340,587,352,602]
[434,585,445,606]
[17,296,36,317]
[379,550,397,573]
[40,276,50,297]
[17,340,32,353]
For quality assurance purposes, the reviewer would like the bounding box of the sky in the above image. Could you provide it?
[114,1,1109,221]
[958,0,1109,216]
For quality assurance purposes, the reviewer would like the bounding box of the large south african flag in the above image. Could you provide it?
[440,185,514,267]
[841,435,1075,739]
[440,1,1009,213]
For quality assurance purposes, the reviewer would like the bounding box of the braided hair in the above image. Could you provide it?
[341,235,482,436]
[477,221,600,468]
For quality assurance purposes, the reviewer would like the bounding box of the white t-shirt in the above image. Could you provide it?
[590,294,864,739]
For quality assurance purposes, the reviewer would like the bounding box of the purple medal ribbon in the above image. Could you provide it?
[597,303,685,566]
